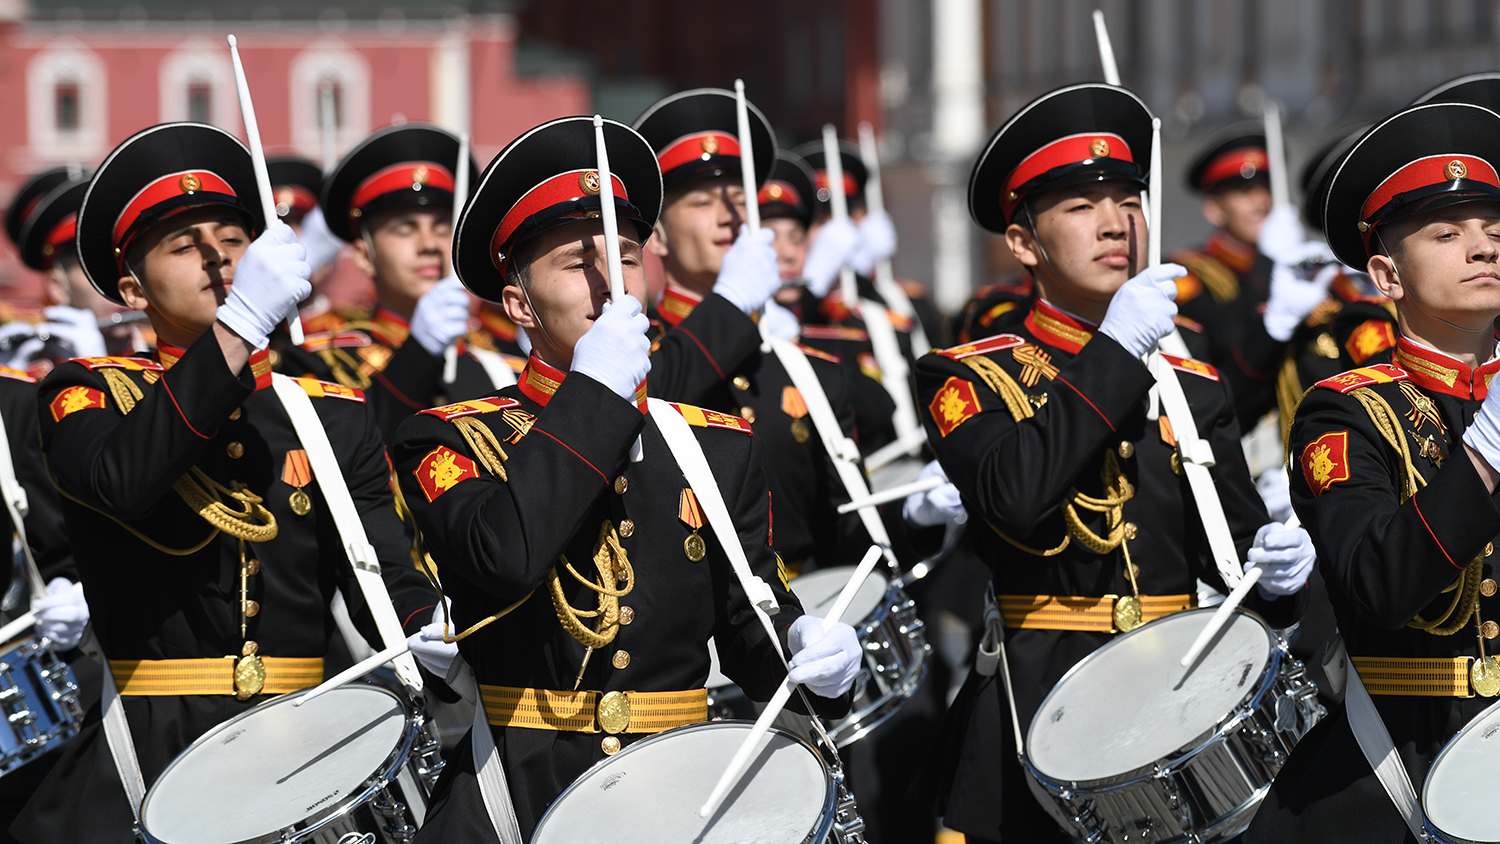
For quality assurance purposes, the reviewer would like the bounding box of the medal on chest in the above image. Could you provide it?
[679,488,707,562]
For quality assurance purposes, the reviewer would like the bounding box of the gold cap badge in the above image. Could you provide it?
[701,136,720,155]
[766,184,784,200]
[1090,138,1111,158]
[579,170,601,195]
[1447,159,1469,180]
[179,173,202,193]
[412,165,430,186]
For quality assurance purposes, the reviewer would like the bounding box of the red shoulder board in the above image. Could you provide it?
[799,325,869,342]
[795,344,841,364]
[1161,354,1219,381]
[1172,315,1204,334]
[0,366,36,384]
[937,334,1025,360]
[670,402,753,434]
[294,377,365,402]
[419,396,520,421]
[73,356,163,373]
[1314,364,1408,394]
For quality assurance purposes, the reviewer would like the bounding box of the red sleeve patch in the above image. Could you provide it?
[1315,364,1408,394]
[1301,430,1351,496]
[937,333,1026,360]
[1161,354,1219,381]
[418,396,520,421]
[1344,320,1397,364]
[49,385,107,422]
[414,446,481,502]
[928,376,982,437]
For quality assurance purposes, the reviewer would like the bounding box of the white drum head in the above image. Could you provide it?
[1424,700,1500,843]
[1028,609,1274,783]
[532,721,832,844]
[141,685,409,844]
[791,566,888,624]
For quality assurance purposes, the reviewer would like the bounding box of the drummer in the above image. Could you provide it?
[390,115,860,841]
[11,122,441,844]
[1244,101,1500,844]
[910,83,1315,843]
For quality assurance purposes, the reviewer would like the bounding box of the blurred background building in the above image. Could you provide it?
[3,0,1500,316]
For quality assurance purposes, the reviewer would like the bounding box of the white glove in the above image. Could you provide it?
[903,460,965,527]
[787,615,861,698]
[37,306,107,359]
[1263,244,1338,342]
[34,577,88,650]
[1464,383,1500,472]
[1255,465,1294,524]
[714,226,780,315]
[1247,521,1316,598]
[406,600,461,680]
[1097,263,1187,358]
[0,323,43,371]
[850,211,897,276]
[571,295,651,402]
[761,300,801,341]
[295,206,346,274]
[409,275,472,356]
[1256,204,1308,266]
[216,222,312,350]
[802,217,860,297]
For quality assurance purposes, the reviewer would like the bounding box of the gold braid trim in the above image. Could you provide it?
[315,347,373,391]
[960,356,1033,422]
[453,417,509,482]
[547,521,634,649]
[1276,353,1304,450]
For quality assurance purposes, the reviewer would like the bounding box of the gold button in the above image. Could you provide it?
[226,441,245,459]
[245,600,260,618]
[245,558,260,576]
[732,375,751,391]
[1485,620,1499,640]
[611,650,630,669]
[614,476,628,495]
[1123,522,1139,540]
[601,736,621,754]
[740,406,756,423]
[619,606,635,625]
[1125,562,1140,579]
[1483,579,1498,598]
[1117,441,1135,459]
[1487,543,1495,557]
[618,519,635,538]
[229,408,242,420]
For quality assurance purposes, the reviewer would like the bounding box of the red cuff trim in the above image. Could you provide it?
[1056,376,1114,430]
[1412,497,1462,568]
[533,427,607,482]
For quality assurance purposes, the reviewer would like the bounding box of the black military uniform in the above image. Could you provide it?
[276,124,497,441]
[912,84,1300,842]
[1245,102,1500,844]
[395,115,849,840]
[634,90,871,573]
[11,123,438,844]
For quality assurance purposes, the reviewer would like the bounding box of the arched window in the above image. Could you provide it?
[26,39,107,163]
[290,42,370,163]
[159,38,238,131]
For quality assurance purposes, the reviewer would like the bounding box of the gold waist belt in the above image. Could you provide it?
[109,657,324,696]
[479,684,708,735]
[1352,656,1490,698]
[998,593,1196,633]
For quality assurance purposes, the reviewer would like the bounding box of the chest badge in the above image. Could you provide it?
[283,450,314,516]
[679,488,707,562]
[1012,344,1059,388]
[1401,382,1448,436]
[782,387,811,444]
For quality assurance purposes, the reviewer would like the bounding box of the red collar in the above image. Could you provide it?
[1023,299,1097,355]
[158,341,273,391]
[477,303,518,341]
[369,307,411,348]
[1205,230,1257,275]
[1392,336,1500,400]
[657,286,703,328]
[518,354,646,411]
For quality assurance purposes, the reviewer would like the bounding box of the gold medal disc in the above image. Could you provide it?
[289,489,312,516]
[234,654,266,700]
[684,532,707,562]
[1472,656,1500,698]
[1113,595,1143,632]
[790,418,810,444]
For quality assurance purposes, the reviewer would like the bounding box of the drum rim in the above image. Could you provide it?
[1421,694,1500,843]
[829,589,930,747]
[531,719,839,843]
[0,637,83,774]
[1024,607,1281,789]
[139,684,419,844]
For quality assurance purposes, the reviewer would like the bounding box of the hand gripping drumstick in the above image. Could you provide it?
[293,640,410,707]
[698,545,883,820]
[593,116,645,463]
[443,131,472,386]
[1179,512,1302,669]
[228,35,305,346]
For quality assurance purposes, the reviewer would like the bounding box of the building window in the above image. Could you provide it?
[318,79,344,133]
[54,81,80,132]
[187,81,212,124]
[290,43,371,162]
[28,40,108,162]
[158,39,237,132]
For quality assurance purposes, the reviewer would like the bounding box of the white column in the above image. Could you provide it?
[929,0,986,314]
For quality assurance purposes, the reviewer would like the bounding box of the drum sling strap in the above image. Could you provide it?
[1345,666,1429,841]
[859,298,923,446]
[470,347,519,389]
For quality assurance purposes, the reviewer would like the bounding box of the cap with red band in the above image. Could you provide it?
[759,181,804,209]
[812,171,859,202]
[1357,154,1500,248]
[274,185,319,219]
[1187,125,1269,193]
[1001,133,1132,219]
[656,132,740,179]
[41,216,76,264]
[113,170,239,259]
[490,169,631,273]
[633,89,775,192]
[1199,147,1269,190]
[349,162,455,219]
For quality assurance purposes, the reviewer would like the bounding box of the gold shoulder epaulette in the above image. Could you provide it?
[1173,250,1240,304]
[669,402,753,434]
[937,333,1025,361]
[293,377,365,403]
[419,396,520,421]
[1314,364,1407,394]
[1162,354,1219,382]
[73,356,163,373]
[0,366,36,384]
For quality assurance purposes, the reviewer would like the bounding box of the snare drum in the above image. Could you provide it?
[0,636,83,776]
[1424,698,1500,844]
[1023,607,1324,844]
[532,721,839,844]
[140,685,431,844]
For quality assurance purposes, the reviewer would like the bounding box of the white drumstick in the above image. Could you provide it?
[292,640,410,707]
[443,131,471,386]
[822,125,858,311]
[698,545,882,820]
[734,80,760,233]
[1092,10,1121,86]
[228,35,304,346]
[0,611,35,646]
[864,427,929,472]
[1180,512,1301,668]
[1148,117,1162,268]
[837,473,943,514]
[593,116,644,463]
[1264,101,1290,210]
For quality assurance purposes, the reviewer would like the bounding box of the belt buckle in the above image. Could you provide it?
[1471,655,1500,698]
[1109,594,1142,633]
[598,690,631,734]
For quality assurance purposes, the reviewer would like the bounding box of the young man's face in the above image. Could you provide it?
[352,206,452,313]
[500,219,648,369]
[1005,180,1145,315]
[764,216,809,282]
[648,175,745,291]
[116,205,250,345]
[1203,182,1271,247]
[1369,202,1500,332]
